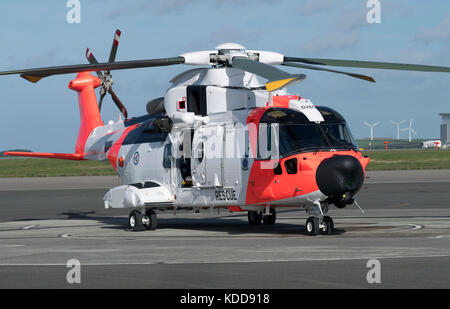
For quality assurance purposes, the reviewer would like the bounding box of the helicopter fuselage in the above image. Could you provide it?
[79,67,369,213]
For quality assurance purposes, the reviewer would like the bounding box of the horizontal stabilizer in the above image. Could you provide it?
[3,151,83,160]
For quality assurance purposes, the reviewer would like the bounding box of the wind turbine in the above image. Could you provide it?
[363,121,381,141]
[390,120,406,140]
[401,119,418,142]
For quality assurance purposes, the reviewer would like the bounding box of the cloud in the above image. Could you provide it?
[301,31,360,54]
[335,5,368,32]
[207,27,264,46]
[5,47,76,69]
[107,0,279,18]
[298,0,335,16]
[293,2,368,54]
[415,13,450,43]
[210,0,279,8]
[383,1,416,18]
[107,0,199,18]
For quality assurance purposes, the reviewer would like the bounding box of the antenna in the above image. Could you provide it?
[400,118,418,142]
[363,121,381,141]
[390,120,406,140]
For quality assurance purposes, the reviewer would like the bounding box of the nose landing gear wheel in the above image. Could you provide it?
[128,210,146,231]
[248,211,263,225]
[306,217,320,236]
[321,216,334,235]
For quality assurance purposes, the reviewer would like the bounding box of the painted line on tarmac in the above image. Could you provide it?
[22,225,37,230]
[428,235,450,239]
[0,244,24,248]
[366,180,450,184]
[0,254,450,267]
[399,224,423,232]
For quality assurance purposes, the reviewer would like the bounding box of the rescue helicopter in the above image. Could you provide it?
[2,30,450,235]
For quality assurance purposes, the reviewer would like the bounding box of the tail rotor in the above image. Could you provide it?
[85,29,128,119]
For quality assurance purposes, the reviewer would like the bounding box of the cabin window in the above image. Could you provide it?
[163,143,172,168]
[196,142,204,163]
[104,140,113,153]
[274,161,283,175]
[257,123,279,160]
[241,130,250,170]
[284,158,298,174]
[122,118,169,145]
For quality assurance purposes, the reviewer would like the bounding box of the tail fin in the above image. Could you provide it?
[4,72,103,160]
[69,72,103,155]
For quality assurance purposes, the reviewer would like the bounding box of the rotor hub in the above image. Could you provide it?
[101,73,113,92]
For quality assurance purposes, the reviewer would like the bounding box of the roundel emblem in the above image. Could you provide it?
[133,151,140,165]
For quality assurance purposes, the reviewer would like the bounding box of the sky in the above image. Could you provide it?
[1,0,450,152]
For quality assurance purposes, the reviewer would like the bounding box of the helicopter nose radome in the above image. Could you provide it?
[316,155,364,208]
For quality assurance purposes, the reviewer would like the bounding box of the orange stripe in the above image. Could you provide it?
[4,152,83,160]
[107,124,140,171]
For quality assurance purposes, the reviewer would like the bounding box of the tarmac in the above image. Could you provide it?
[0,170,449,288]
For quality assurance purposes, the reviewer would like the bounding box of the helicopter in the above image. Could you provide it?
[2,30,450,235]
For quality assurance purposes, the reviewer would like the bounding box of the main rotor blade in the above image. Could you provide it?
[284,57,450,73]
[232,57,306,91]
[283,62,375,83]
[108,29,121,64]
[0,57,185,83]
[108,88,128,119]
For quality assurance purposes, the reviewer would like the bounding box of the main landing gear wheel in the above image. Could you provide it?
[128,210,146,231]
[306,217,320,236]
[321,216,334,235]
[262,208,276,225]
[248,211,262,225]
[144,209,158,230]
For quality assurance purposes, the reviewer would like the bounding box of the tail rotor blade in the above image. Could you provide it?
[98,92,106,112]
[108,29,121,65]
[108,88,128,119]
[86,48,103,78]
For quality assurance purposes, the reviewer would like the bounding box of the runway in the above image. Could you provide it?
[0,170,449,288]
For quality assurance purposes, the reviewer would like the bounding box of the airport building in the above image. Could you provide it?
[440,113,450,148]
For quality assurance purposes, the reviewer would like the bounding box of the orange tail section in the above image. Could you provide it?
[4,72,103,160]
[69,72,103,156]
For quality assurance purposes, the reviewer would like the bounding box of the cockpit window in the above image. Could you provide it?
[321,123,357,149]
[258,107,357,159]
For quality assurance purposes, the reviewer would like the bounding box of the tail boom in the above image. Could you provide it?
[3,152,83,160]
[4,72,103,161]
